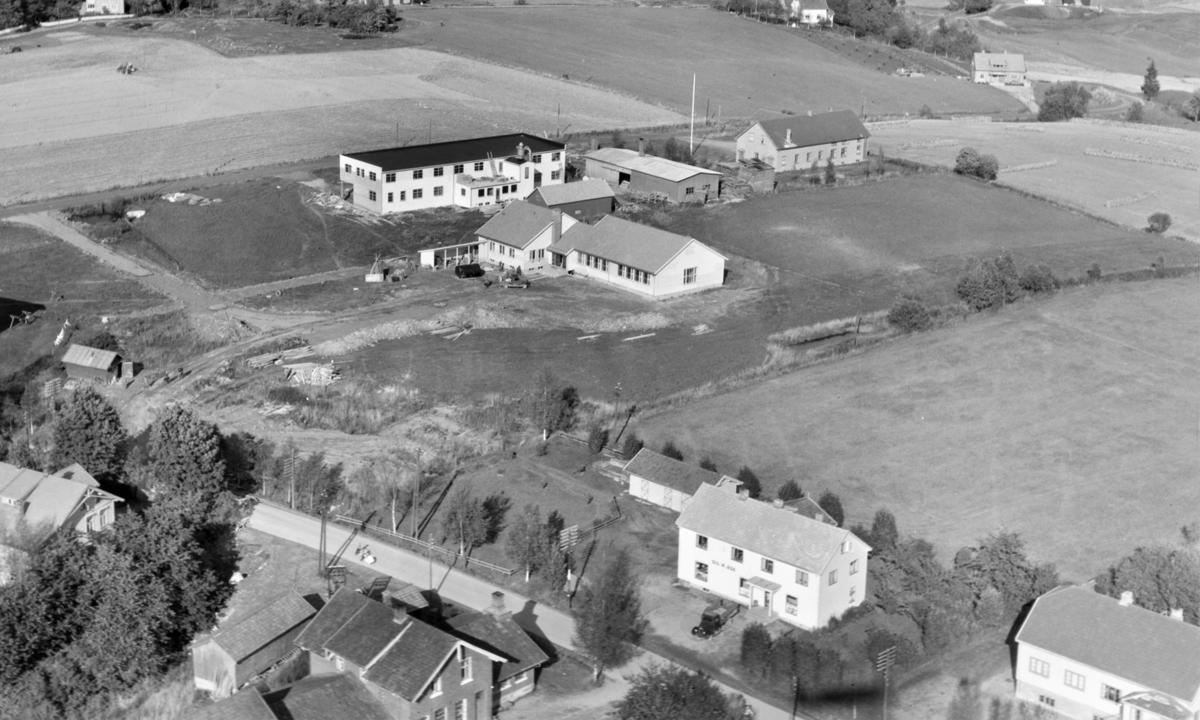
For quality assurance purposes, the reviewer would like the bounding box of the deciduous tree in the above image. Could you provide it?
[1095,545,1200,623]
[441,484,486,556]
[617,665,744,720]
[1038,82,1091,122]
[870,509,899,551]
[573,548,643,681]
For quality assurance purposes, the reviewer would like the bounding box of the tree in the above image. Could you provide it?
[660,440,684,461]
[957,532,1057,618]
[740,623,772,679]
[528,370,578,435]
[870,509,899,551]
[1095,545,1200,623]
[956,254,1022,311]
[1141,60,1160,101]
[49,388,125,485]
[586,424,608,454]
[1184,91,1200,122]
[888,297,932,332]
[1124,101,1144,123]
[620,432,644,460]
[617,664,744,720]
[736,466,762,499]
[946,677,985,720]
[130,406,225,504]
[1038,82,1091,122]
[573,548,643,681]
[441,484,486,556]
[1018,264,1059,294]
[699,456,718,473]
[963,0,991,13]
[505,504,545,582]
[953,147,998,181]
[817,490,844,527]
[777,479,803,502]
[1146,212,1172,234]
[824,157,837,185]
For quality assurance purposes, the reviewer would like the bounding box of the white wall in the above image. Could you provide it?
[1013,643,1182,720]
[652,242,726,298]
[629,475,689,513]
[734,124,867,171]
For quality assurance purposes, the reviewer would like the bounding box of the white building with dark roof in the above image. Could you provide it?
[624,447,741,513]
[340,133,566,214]
[475,201,578,273]
[675,483,869,629]
[1014,585,1200,720]
[736,110,870,172]
[547,215,726,299]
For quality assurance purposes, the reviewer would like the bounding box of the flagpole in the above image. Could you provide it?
[690,73,696,155]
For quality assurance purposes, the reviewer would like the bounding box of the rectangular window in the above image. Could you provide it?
[432,677,443,697]
[474,162,485,172]
[642,272,649,284]
[357,168,364,177]
[796,570,809,586]
[434,709,446,720]
[461,188,466,196]
[685,187,695,195]
[841,540,850,553]
[413,189,424,199]
[601,259,607,271]
[532,154,542,163]
[434,167,445,177]
[368,191,377,201]
[510,184,517,193]
[387,193,394,203]
[434,186,444,197]
[1102,685,1120,703]
[487,188,494,196]
[460,653,472,682]
[1029,657,1050,678]
[1064,669,1085,691]
[696,535,708,550]
[369,171,377,181]
[454,699,467,720]
[551,170,562,180]
[552,151,561,161]
[695,562,709,582]
[738,577,750,597]
[683,267,697,284]
[454,164,464,174]
[529,250,535,260]
[399,191,406,201]
[761,558,773,574]
[829,570,838,585]
[413,169,424,179]
[344,163,351,172]
[478,189,486,197]
[806,152,811,163]
[385,172,396,182]
[785,595,798,615]
[508,248,515,258]
[850,559,859,575]
[1037,696,1055,708]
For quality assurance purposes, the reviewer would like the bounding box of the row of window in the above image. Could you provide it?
[369,186,451,203]
[1027,657,1121,702]
[694,534,857,582]
[616,263,651,284]
[420,698,470,720]
[346,152,562,183]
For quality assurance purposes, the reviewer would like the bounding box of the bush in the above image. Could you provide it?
[1038,82,1091,122]
[1124,101,1144,123]
[887,297,932,332]
[660,440,683,461]
[918,104,935,119]
[620,432,644,460]
[953,147,998,181]
[587,425,609,454]
[956,255,1022,311]
[777,479,803,501]
[1147,212,1172,234]
[1018,264,1059,294]
[1086,262,1102,282]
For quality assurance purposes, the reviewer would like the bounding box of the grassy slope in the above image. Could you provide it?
[408,7,1026,118]
[633,277,1200,580]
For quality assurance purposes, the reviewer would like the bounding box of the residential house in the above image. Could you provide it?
[80,0,126,14]
[785,0,833,24]
[1014,585,1200,720]
[972,52,1027,85]
[581,146,721,203]
[295,588,504,720]
[0,462,121,539]
[475,200,578,273]
[187,687,277,720]
[547,215,726,299]
[525,178,616,221]
[675,483,870,629]
[263,675,393,720]
[735,110,870,172]
[623,447,742,513]
[447,592,550,709]
[340,134,566,214]
[192,591,318,698]
[61,343,122,383]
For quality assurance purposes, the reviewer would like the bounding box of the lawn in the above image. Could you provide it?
[632,277,1200,581]
[867,119,1200,240]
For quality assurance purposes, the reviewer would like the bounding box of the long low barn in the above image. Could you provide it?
[582,147,721,203]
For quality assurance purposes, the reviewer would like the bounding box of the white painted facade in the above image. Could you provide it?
[628,474,741,513]
[1014,643,1156,720]
[478,214,577,274]
[736,122,867,171]
[559,238,725,299]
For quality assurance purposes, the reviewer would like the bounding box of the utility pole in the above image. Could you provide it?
[875,645,897,720]
[690,73,697,155]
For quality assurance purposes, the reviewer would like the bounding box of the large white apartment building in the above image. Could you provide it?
[339,134,567,214]
[675,483,870,629]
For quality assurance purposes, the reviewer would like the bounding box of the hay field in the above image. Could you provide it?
[868,119,1200,240]
[635,277,1200,580]
[0,29,681,206]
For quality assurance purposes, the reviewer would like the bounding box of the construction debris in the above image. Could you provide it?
[282,362,341,386]
[246,345,314,369]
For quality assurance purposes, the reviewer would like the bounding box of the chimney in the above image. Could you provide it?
[1118,591,1134,607]
[516,142,525,159]
[637,138,646,156]
[737,490,749,501]
[1170,608,1184,621]
[772,498,784,509]
[486,591,508,617]
[785,128,793,146]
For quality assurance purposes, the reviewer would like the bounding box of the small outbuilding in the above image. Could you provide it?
[581,147,721,203]
[624,448,741,513]
[61,343,121,383]
[526,178,616,221]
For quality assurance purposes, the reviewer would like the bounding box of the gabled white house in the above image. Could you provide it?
[675,483,869,629]
[785,0,833,25]
[1014,585,1200,720]
[476,201,577,273]
[736,110,870,172]
[624,448,741,513]
[547,215,726,299]
[972,52,1027,86]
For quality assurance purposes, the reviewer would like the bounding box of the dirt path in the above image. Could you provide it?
[1028,61,1200,94]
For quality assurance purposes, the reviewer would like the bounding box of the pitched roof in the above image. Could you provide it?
[61,343,119,371]
[549,215,720,275]
[263,674,392,720]
[447,612,550,682]
[973,52,1026,73]
[529,178,615,207]
[0,462,119,531]
[188,689,276,720]
[624,448,721,496]
[784,495,837,525]
[211,592,317,662]
[364,618,461,700]
[801,0,830,10]
[295,588,402,666]
[676,483,867,572]
[583,147,721,183]
[0,462,45,504]
[344,133,564,172]
[1016,585,1200,701]
[750,110,869,150]
[475,201,560,249]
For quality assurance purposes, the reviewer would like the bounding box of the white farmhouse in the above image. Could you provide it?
[675,484,869,630]
[736,110,870,172]
[476,201,578,274]
[1015,585,1200,720]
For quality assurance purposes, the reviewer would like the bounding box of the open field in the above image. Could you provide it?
[633,277,1200,580]
[868,119,1200,239]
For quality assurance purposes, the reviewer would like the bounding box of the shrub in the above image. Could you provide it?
[736,466,762,499]
[1147,212,1172,234]
[586,425,609,454]
[777,479,803,501]
[1124,101,1144,123]
[1038,82,1091,122]
[1018,264,1059,294]
[956,255,1022,311]
[266,386,308,405]
[953,147,998,181]
[660,440,683,461]
[918,104,935,119]
[699,456,718,472]
[620,432,644,459]
[887,297,932,332]
[1086,262,1103,282]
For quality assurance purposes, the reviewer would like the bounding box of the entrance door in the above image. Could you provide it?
[618,171,631,186]
[534,171,543,188]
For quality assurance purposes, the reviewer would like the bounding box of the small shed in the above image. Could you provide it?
[624,447,741,512]
[61,343,121,383]
[192,591,318,698]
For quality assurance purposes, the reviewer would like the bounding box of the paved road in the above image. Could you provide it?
[249,501,794,720]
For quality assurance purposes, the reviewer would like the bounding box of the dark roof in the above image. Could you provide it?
[1016,585,1200,701]
[447,612,550,682]
[364,618,460,700]
[263,674,392,720]
[188,689,276,720]
[295,588,375,652]
[213,592,317,662]
[973,52,1026,73]
[528,178,614,208]
[750,110,869,150]
[549,215,722,275]
[475,201,560,249]
[344,133,564,172]
[624,447,721,496]
[296,588,403,667]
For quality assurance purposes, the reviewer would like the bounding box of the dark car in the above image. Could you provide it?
[453,263,485,279]
[691,603,739,639]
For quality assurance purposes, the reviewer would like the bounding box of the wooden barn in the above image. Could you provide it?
[192,592,318,698]
[581,146,721,204]
[61,343,121,383]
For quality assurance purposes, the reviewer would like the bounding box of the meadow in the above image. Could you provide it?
[633,277,1200,581]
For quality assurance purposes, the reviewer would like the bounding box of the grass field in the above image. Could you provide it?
[633,277,1200,580]
[867,119,1200,240]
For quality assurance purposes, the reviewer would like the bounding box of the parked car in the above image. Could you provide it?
[454,263,485,278]
[691,603,739,639]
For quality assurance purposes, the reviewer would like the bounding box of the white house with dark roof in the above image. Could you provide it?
[676,483,869,629]
[476,201,578,273]
[340,133,566,214]
[624,448,741,513]
[1014,585,1200,720]
[581,147,721,203]
[548,215,726,299]
[447,591,550,709]
[526,178,616,221]
[972,52,1027,86]
[735,110,870,172]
